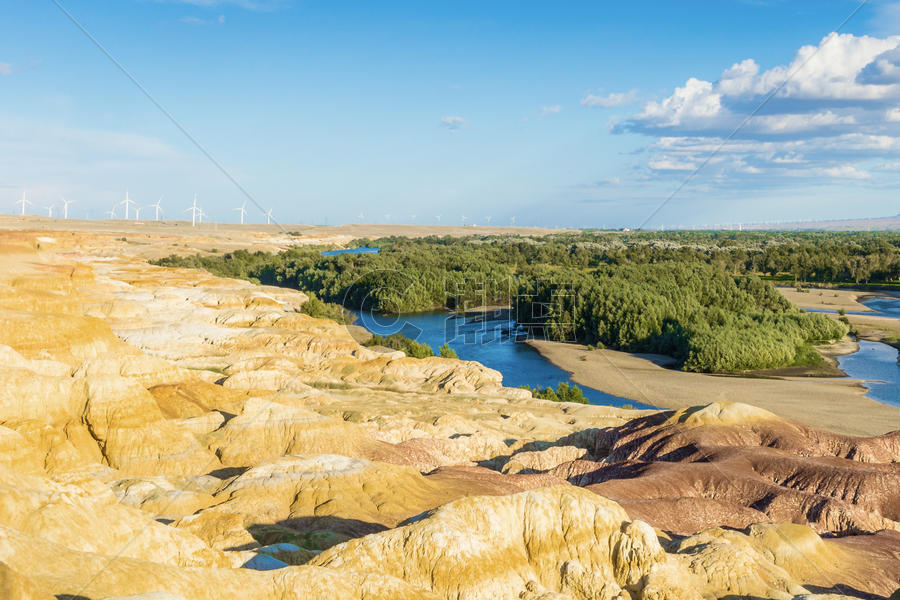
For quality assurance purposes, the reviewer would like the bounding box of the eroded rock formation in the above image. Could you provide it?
[0,229,895,600]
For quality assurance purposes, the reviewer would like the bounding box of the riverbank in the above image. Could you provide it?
[776,286,900,350]
[527,339,900,436]
[777,286,876,313]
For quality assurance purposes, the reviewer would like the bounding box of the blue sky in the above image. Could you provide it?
[2,0,900,227]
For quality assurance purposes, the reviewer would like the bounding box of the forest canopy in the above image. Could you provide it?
[152,231,868,373]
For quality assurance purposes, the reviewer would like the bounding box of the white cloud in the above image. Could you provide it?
[0,63,11,76]
[648,157,697,171]
[440,116,466,131]
[622,33,900,137]
[820,165,871,179]
[539,105,561,117]
[635,78,723,128]
[751,111,856,134]
[615,32,900,190]
[717,59,759,96]
[581,89,638,108]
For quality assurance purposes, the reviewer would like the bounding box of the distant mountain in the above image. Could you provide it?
[741,215,900,232]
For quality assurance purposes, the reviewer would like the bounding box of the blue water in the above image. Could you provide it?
[836,340,900,408]
[799,291,900,407]
[800,292,900,318]
[861,296,900,317]
[353,309,654,409]
[321,247,380,256]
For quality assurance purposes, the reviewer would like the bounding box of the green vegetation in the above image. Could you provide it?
[438,344,459,359]
[300,291,351,324]
[152,230,879,373]
[519,382,588,404]
[364,333,434,358]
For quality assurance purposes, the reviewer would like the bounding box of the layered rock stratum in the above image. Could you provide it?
[0,225,896,600]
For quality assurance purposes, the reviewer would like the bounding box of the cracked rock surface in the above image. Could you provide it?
[0,228,896,600]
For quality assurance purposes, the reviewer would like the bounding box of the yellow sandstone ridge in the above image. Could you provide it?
[0,228,894,600]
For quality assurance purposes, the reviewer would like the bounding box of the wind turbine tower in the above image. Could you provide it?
[120,190,137,220]
[265,209,273,225]
[152,197,163,221]
[184,194,201,227]
[15,189,31,216]
[44,205,54,218]
[234,202,247,225]
[61,197,76,219]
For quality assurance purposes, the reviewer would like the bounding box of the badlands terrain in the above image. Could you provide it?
[0,219,897,599]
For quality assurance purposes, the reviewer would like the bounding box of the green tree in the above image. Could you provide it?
[438,344,459,359]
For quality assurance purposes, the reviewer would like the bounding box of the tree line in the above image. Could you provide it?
[152,231,870,373]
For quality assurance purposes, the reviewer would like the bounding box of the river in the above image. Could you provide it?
[344,258,899,410]
[353,309,655,409]
[836,340,900,408]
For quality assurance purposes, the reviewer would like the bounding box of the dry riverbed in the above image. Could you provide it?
[527,339,900,436]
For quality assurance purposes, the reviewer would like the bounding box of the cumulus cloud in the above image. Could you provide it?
[621,33,900,138]
[750,111,856,134]
[539,105,561,117]
[648,157,697,171]
[581,90,638,108]
[820,165,871,179]
[440,116,466,131]
[0,63,11,76]
[614,32,900,190]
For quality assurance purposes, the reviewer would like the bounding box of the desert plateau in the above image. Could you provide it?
[0,220,895,600]
[6,2,900,596]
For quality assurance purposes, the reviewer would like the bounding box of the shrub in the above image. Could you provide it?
[519,382,588,404]
[364,333,434,358]
[438,344,459,359]
[301,292,350,324]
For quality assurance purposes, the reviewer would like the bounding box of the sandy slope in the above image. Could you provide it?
[528,340,900,436]
[0,220,896,599]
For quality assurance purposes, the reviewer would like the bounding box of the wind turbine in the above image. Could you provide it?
[510,216,516,226]
[198,207,206,224]
[15,189,31,215]
[435,215,441,224]
[410,214,416,223]
[61,197,75,219]
[44,205,54,218]
[151,197,163,221]
[461,215,467,226]
[106,205,117,219]
[485,216,492,225]
[265,209,273,225]
[184,194,201,227]
[134,206,144,220]
[357,212,365,222]
[384,213,391,223]
[119,189,137,220]
[234,202,247,225]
